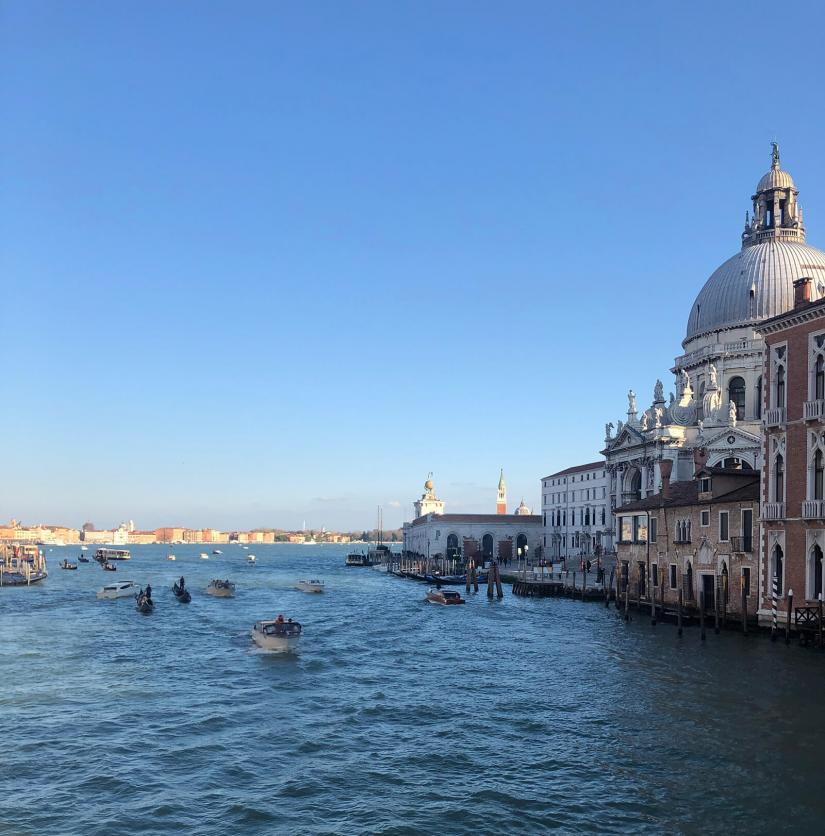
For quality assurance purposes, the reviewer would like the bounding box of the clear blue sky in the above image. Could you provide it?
[3,1,825,531]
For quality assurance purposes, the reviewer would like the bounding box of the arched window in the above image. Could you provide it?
[756,376,762,418]
[630,470,642,501]
[446,533,459,558]
[816,450,824,501]
[482,534,494,560]
[773,545,784,595]
[728,376,746,420]
[817,356,825,401]
[775,455,785,503]
[811,545,823,600]
[776,365,786,408]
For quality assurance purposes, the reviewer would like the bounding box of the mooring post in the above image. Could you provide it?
[605,569,612,608]
[714,586,720,635]
[700,591,706,641]
[742,585,748,635]
[722,575,728,630]
[572,571,576,597]
[771,574,778,642]
[677,588,683,637]
[785,589,794,645]
[650,580,656,626]
[819,594,824,648]
[487,564,494,599]
[624,583,630,622]
[583,568,588,600]
[466,561,471,593]
[495,562,503,599]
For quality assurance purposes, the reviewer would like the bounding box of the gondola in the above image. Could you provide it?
[135,591,154,614]
[60,559,78,570]
[103,562,117,571]
[173,581,191,603]
[78,555,90,563]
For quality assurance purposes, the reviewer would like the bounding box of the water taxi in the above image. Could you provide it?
[94,548,131,562]
[200,553,209,560]
[251,618,302,652]
[167,554,176,561]
[0,544,48,586]
[97,580,139,599]
[248,554,256,564]
[425,589,465,605]
[207,579,235,597]
[296,579,324,593]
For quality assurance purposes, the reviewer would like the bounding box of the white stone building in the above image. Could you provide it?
[603,145,825,516]
[403,474,541,564]
[541,462,613,560]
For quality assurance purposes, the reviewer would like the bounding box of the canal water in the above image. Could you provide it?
[1,544,823,835]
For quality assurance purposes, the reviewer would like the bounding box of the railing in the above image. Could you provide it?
[763,502,785,520]
[795,605,823,631]
[674,339,761,368]
[765,407,786,427]
[804,399,825,420]
[802,499,825,519]
[730,536,753,553]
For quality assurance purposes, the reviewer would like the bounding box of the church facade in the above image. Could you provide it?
[403,473,541,564]
[604,145,825,507]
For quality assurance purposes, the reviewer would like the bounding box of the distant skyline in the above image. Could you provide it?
[4,1,825,529]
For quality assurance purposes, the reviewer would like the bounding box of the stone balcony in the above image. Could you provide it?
[765,407,786,428]
[804,400,825,421]
[763,502,785,520]
[802,499,825,520]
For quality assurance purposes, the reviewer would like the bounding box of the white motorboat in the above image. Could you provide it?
[167,554,176,561]
[207,579,235,597]
[251,619,302,652]
[296,579,324,593]
[200,552,209,560]
[212,549,222,555]
[248,554,256,564]
[97,580,138,599]
[242,546,249,550]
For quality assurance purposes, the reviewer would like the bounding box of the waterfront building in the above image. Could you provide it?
[755,278,825,619]
[603,145,825,512]
[615,460,759,615]
[127,530,157,545]
[541,462,613,561]
[403,474,541,563]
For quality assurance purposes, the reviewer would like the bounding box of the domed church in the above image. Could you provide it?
[603,145,825,507]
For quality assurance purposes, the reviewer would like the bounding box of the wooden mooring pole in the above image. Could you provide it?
[699,591,706,641]
[466,561,471,593]
[605,569,613,608]
[495,562,503,600]
[714,586,720,635]
[624,582,630,622]
[487,565,494,599]
[677,588,683,638]
[785,590,793,645]
[741,585,748,635]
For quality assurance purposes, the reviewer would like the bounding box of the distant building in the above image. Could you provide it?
[413,476,445,518]
[541,462,612,561]
[404,474,541,563]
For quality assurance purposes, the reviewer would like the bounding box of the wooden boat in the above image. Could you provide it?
[425,589,465,605]
[60,560,78,570]
[172,581,191,603]
[135,591,154,614]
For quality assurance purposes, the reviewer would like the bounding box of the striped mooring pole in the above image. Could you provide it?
[771,574,778,642]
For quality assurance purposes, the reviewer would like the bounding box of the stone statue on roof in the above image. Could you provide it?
[654,379,664,403]
[628,389,637,414]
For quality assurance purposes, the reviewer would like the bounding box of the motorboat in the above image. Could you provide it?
[97,580,138,599]
[78,555,90,563]
[167,554,176,561]
[242,546,249,550]
[345,552,370,567]
[207,579,235,597]
[212,549,222,555]
[248,555,256,564]
[251,619,302,652]
[103,562,117,571]
[172,580,191,603]
[94,548,131,562]
[296,579,324,593]
[60,559,78,570]
[425,589,465,605]
[136,590,154,614]
[200,553,209,560]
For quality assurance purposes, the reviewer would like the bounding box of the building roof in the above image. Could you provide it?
[615,473,759,512]
[410,513,541,526]
[542,461,604,479]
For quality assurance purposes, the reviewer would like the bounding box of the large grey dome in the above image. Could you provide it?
[685,240,825,342]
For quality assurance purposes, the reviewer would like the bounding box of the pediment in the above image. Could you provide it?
[607,425,646,451]
[703,427,760,448]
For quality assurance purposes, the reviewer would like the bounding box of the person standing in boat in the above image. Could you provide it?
[145,583,152,600]
[179,576,185,590]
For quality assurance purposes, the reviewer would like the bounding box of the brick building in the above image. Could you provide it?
[615,460,759,615]
[756,277,825,620]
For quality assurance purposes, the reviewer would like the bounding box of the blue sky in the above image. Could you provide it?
[3,1,825,531]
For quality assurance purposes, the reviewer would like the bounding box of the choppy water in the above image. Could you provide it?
[2,543,824,835]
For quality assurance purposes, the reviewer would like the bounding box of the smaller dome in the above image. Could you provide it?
[514,499,531,516]
[756,167,795,193]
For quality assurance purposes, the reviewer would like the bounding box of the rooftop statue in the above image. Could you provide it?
[628,389,637,414]
[654,379,664,402]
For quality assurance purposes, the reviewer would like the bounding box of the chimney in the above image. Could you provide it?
[794,276,812,308]
[659,459,673,499]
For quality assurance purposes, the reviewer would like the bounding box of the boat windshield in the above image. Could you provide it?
[261,622,301,636]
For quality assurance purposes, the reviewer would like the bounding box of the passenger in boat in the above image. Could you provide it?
[179,576,185,590]
[275,614,285,624]
[145,583,152,600]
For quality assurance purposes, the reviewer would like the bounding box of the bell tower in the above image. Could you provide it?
[414,473,444,519]
[496,469,507,515]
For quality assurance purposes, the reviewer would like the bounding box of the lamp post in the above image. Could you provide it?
[525,544,529,579]
[517,547,523,578]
